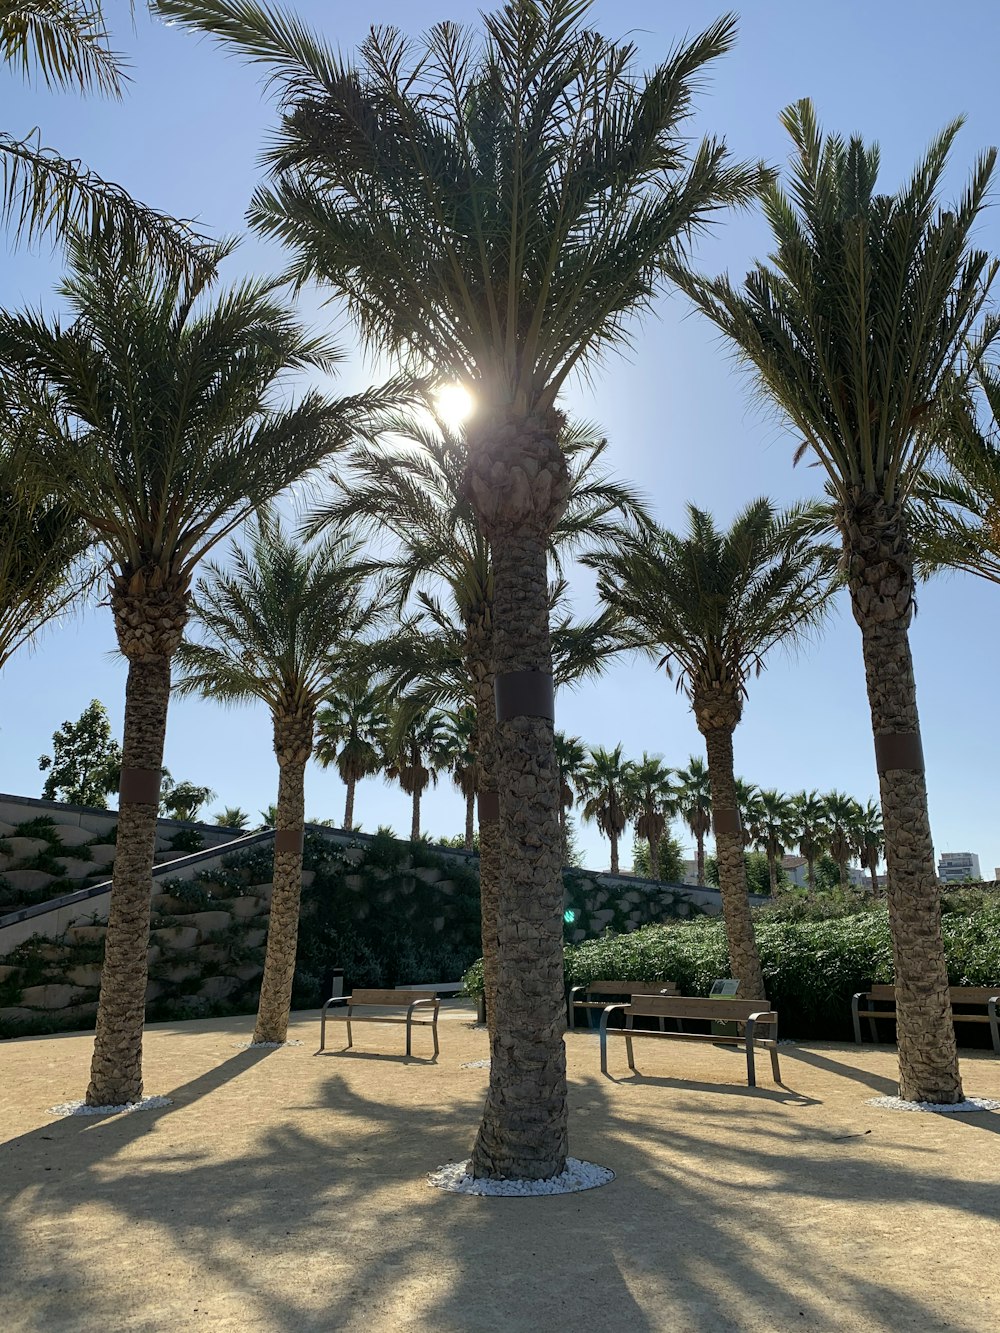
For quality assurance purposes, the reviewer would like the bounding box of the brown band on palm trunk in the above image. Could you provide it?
[119,767,161,805]
[494,670,555,722]
[713,807,742,836]
[273,829,304,854]
[477,791,500,825]
[874,732,924,773]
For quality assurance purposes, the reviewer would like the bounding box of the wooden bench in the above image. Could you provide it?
[852,985,1000,1053]
[599,995,780,1087]
[319,989,440,1058]
[394,981,463,998]
[567,979,679,1029]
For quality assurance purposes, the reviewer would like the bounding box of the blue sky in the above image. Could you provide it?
[3,0,999,875]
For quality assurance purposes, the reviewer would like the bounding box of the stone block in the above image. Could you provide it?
[228,895,267,919]
[432,916,445,932]
[62,1001,98,1025]
[189,910,232,936]
[20,983,88,1009]
[0,1008,34,1023]
[0,964,16,981]
[0,820,16,836]
[6,837,51,860]
[56,858,93,881]
[160,962,200,984]
[233,962,263,982]
[4,869,56,892]
[436,881,456,895]
[147,946,161,966]
[301,870,315,887]
[344,874,365,891]
[34,942,71,961]
[145,980,165,1002]
[414,866,442,885]
[67,925,106,943]
[89,844,117,866]
[52,826,95,849]
[67,965,102,988]
[151,925,199,951]
[591,909,615,928]
[198,975,240,1002]
[243,929,267,950]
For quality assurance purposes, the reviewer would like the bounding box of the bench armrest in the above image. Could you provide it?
[321,995,350,1017]
[598,1002,630,1033]
[406,998,440,1019]
[567,985,587,1026]
[746,1010,778,1036]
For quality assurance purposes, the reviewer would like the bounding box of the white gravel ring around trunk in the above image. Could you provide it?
[460,1059,491,1070]
[231,1040,304,1049]
[428,1157,615,1196]
[49,1096,173,1117]
[866,1095,1000,1114]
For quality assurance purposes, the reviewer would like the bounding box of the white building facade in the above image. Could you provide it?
[937,852,982,883]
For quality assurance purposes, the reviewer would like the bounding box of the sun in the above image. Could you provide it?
[434,382,475,432]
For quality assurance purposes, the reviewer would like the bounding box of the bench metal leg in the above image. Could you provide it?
[869,1014,879,1043]
[345,1016,353,1049]
[770,1045,781,1084]
[851,994,863,1045]
[600,1024,609,1076]
[405,1018,412,1057]
[745,1040,756,1088]
[432,1020,439,1058]
[625,1014,636,1072]
[990,999,1000,1056]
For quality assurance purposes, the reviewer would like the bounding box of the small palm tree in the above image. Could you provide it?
[383,700,450,843]
[791,790,828,890]
[176,513,377,1043]
[2,1,203,266]
[624,754,676,881]
[159,779,215,823]
[439,706,481,852]
[681,99,996,1100]
[735,780,763,853]
[674,757,713,887]
[0,236,383,1105]
[590,501,836,998]
[823,791,863,888]
[748,790,796,896]
[579,745,630,876]
[213,806,250,831]
[315,676,387,830]
[856,799,885,893]
[159,0,763,1180]
[554,733,588,865]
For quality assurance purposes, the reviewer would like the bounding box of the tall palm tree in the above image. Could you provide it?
[320,418,644,1036]
[823,791,862,889]
[439,706,481,851]
[315,676,386,830]
[674,757,713,887]
[590,501,836,999]
[748,789,795,896]
[159,0,763,1181]
[383,700,449,843]
[680,100,997,1101]
[735,779,763,852]
[2,0,204,266]
[554,733,588,865]
[176,513,377,1043]
[579,744,630,875]
[856,799,885,894]
[0,235,387,1106]
[624,754,676,881]
[791,790,828,891]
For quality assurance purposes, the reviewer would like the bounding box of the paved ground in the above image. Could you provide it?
[2,1005,998,1332]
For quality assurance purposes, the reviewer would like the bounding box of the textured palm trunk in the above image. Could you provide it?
[608,830,620,876]
[253,712,312,1045]
[464,789,475,851]
[87,582,187,1106]
[695,832,706,886]
[766,850,779,896]
[466,413,570,1180]
[559,804,569,862]
[649,831,661,880]
[867,851,879,894]
[343,776,356,831]
[841,493,960,1103]
[467,617,500,1035]
[806,855,816,890]
[836,856,849,888]
[696,698,766,1001]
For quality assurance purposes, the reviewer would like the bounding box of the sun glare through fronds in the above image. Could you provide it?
[434,383,474,432]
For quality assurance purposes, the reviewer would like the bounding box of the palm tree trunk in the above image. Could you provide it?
[254,712,312,1044]
[467,618,501,1035]
[649,831,660,880]
[868,851,879,895]
[466,418,570,1181]
[767,849,779,896]
[86,649,173,1106]
[609,831,619,876]
[695,831,705,886]
[559,804,569,862]
[464,789,475,851]
[842,494,960,1103]
[343,775,356,830]
[410,784,420,842]
[838,856,849,888]
[806,855,816,890]
[697,705,766,1001]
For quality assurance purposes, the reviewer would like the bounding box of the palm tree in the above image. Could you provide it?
[176,513,377,1043]
[823,791,862,889]
[315,676,386,830]
[735,779,763,852]
[590,501,835,999]
[674,757,713,887]
[2,0,204,267]
[791,790,828,890]
[554,733,588,865]
[0,235,386,1106]
[159,0,763,1181]
[857,799,885,894]
[439,706,481,852]
[680,101,997,1101]
[624,754,676,881]
[159,779,215,823]
[383,701,449,843]
[748,789,795,896]
[579,745,630,875]
[213,806,250,831]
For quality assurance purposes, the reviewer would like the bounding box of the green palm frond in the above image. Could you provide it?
[2,0,123,95]
[315,674,387,785]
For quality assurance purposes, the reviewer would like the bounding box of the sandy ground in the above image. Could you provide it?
[1,1005,999,1333]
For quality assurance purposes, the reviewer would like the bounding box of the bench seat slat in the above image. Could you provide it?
[855,1008,992,1023]
[606,1029,777,1046]
[629,997,771,1021]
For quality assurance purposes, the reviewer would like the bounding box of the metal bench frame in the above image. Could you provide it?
[852,985,1000,1054]
[319,989,440,1058]
[599,995,780,1087]
[566,979,678,1030]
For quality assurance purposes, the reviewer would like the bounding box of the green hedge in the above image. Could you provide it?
[463,904,1000,1041]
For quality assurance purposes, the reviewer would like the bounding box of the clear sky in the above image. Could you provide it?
[3,1,999,876]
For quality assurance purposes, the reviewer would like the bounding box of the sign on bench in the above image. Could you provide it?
[852,985,1000,1053]
[599,995,780,1087]
[320,988,441,1058]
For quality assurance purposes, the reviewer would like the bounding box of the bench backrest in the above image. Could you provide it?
[584,980,679,997]
[349,989,430,1006]
[866,984,999,1004]
[629,995,772,1021]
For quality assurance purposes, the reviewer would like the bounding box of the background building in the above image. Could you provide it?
[938,852,982,883]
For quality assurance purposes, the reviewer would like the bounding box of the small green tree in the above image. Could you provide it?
[159,778,215,823]
[632,832,685,883]
[38,699,121,806]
